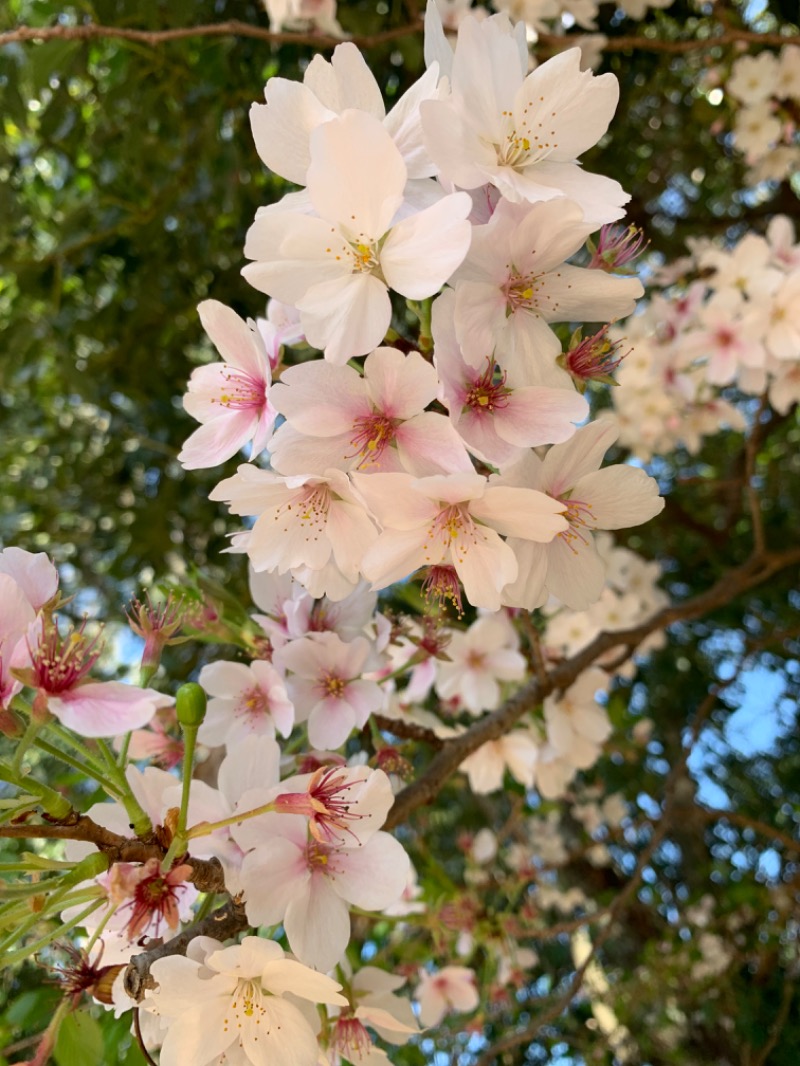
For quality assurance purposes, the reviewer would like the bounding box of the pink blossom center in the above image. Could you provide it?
[321,672,346,699]
[332,1016,372,1059]
[464,362,511,414]
[273,485,330,541]
[714,327,736,349]
[236,684,270,723]
[505,270,545,312]
[424,505,481,568]
[497,107,559,167]
[421,565,464,615]
[214,366,266,411]
[466,649,487,670]
[557,498,594,554]
[31,622,101,694]
[348,412,399,466]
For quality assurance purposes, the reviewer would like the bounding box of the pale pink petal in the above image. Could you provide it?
[284,871,351,972]
[380,193,473,299]
[48,682,168,738]
[307,111,405,238]
[297,274,392,364]
[574,466,665,529]
[0,549,58,611]
[250,80,334,185]
[471,487,566,541]
[333,833,410,910]
[546,534,606,610]
[364,347,438,419]
[240,840,309,926]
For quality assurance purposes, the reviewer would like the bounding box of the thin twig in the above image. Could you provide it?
[0,19,422,50]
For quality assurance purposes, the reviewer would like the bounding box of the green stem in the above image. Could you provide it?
[177,728,198,839]
[2,899,105,969]
[0,763,72,819]
[116,730,132,768]
[185,799,277,840]
[33,738,125,798]
[44,722,112,776]
[11,716,43,774]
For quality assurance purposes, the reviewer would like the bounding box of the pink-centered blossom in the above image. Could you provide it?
[17,618,172,737]
[235,813,410,972]
[498,420,665,611]
[209,464,378,594]
[415,965,480,1026]
[354,470,567,612]
[178,301,277,470]
[451,198,643,387]
[197,659,294,748]
[432,288,589,465]
[274,632,384,749]
[269,345,471,476]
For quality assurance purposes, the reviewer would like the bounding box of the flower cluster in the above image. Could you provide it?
[607,216,800,459]
[724,45,800,185]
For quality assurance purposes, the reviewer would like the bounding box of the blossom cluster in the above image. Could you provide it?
[607,215,800,459]
[724,45,800,185]
[0,6,673,1065]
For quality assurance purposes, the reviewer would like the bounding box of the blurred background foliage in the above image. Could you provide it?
[1,0,799,1063]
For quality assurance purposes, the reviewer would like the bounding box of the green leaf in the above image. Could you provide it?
[54,1010,105,1066]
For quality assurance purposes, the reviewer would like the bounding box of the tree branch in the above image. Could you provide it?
[0,814,227,893]
[123,897,250,1002]
[0,18,422,51]
[385,546,800,830]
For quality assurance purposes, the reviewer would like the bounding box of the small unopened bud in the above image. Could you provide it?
[175,682,207,729]
[374,747,413,780]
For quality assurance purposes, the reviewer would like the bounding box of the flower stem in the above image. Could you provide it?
[185,798,277,840]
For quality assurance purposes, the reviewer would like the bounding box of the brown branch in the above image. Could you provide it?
[123,897,250,1002]
[372,714,444,748]
[749,979,796,1066]
[537,28,800,55]
[3,18,799,56]
[694,806,800,853]
[0,815,227,893]
[385,546,800,830]
[0,19,422,51]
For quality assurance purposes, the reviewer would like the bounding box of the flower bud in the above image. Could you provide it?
[175,682,207,729]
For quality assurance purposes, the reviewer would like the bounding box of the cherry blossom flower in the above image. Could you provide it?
[434,613,525,714]
[142,936,348,1066]
[421,16,628,223]
[17,618,172,737]
[459,730,539,794]
[415,965,479,1026]
[178,301,277,470]
[432,288,589,465]
[108,858,195,941]
[251,41,439,185]
[272,765,394,846]
[451,198,643,386]
[544,665,611,768]
[243,110,472,363]
[269,345,471,476]
[209,464,378,597]
[197,659,294,748]
[498,420,665,611]
[235,813,410,972]
[355,470,567,611]
[274,632,384,749]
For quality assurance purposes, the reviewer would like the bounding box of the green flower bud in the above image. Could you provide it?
[175,682,207,729]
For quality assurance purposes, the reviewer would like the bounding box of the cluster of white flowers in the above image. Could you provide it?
[608,216,800,459]
[725,46,800,184]
[1,7,678,1064]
